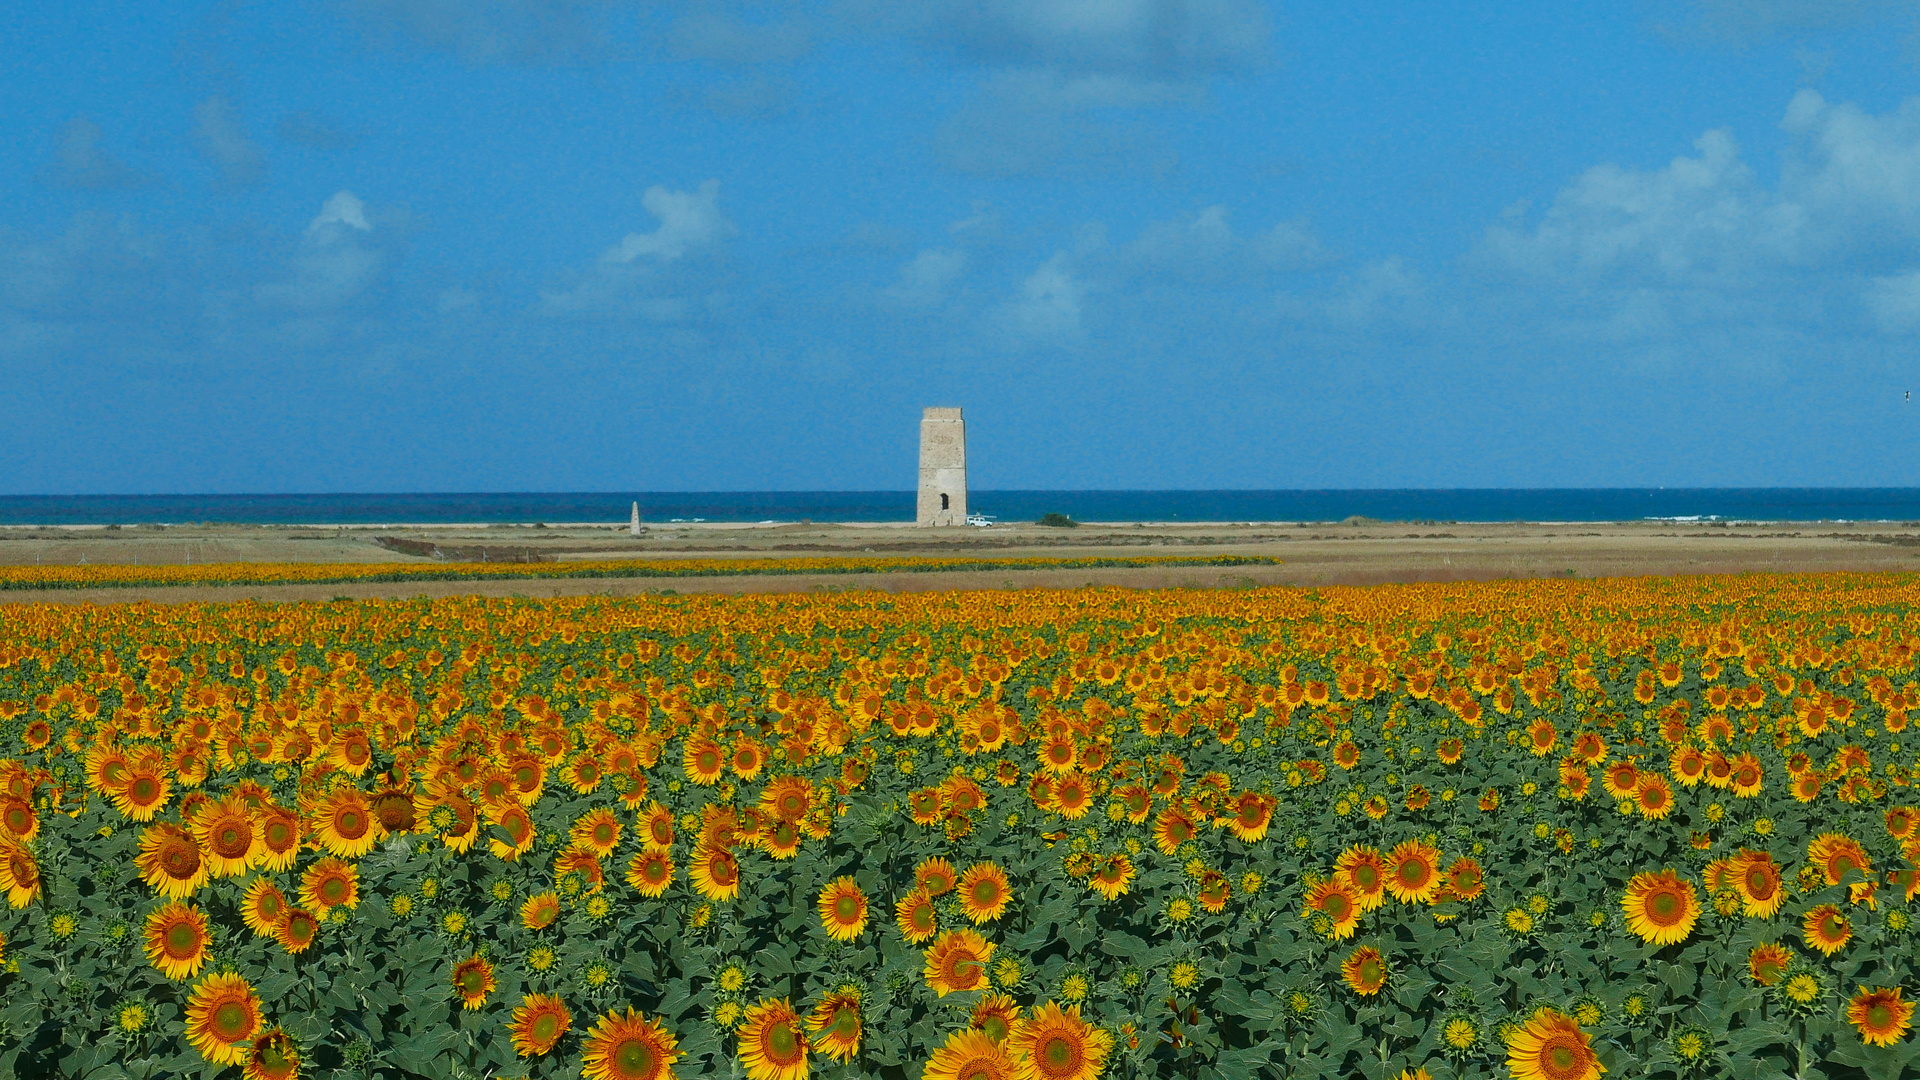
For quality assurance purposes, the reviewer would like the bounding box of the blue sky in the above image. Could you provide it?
[7,0,1920,493]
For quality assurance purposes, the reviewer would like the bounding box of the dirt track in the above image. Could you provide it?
[3,518,1920,604]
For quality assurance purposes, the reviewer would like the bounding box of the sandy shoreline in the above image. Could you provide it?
[0,517,1918,603]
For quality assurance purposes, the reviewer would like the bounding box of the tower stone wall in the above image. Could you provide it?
[917,407,966,526]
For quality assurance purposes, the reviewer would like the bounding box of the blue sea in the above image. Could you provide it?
[5,490,1920,526]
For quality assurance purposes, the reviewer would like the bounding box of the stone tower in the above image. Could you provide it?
[917,407,967,526]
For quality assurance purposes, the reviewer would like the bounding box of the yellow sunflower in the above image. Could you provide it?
[958,863,1011,924]
[581,1007,682,1080]
[137,823,208,899]
[1334,846,1389,912]
[185,972,265,1066]
[1385,841,1441,904]
[738,998,809,1080]
[1006,1001,1113,1080]
[926,1029,1015,1080]
[1506,1007,1603,1080]
[1087,855,1134,901]
[521,891,562,931]
[0,842,42,908]
[805,988,862,1063]
[452,954,495,1011]
[971,994,1022,1043]
[298,858,359,914]
[1305,879,1362,940]
[689,844,740,902]
[1747,942,1792,986]
[241,878,289,939]
[1621,869,1698,946]
[916,857,959,896]
[571,808,623,859]
[510,993,573,1057]
[276,908,320,955]
[1731,850,1785,919]
[1849,986,1914,1048]
[1803,904,1852,955]
[193,795,260,878]
[254,806,302,873]
[896,887,940,944]
[625,850,675,898]
[1340,946,1388,996]
[242,1028,300,1080]
[817,877,869,941]
[311,789,381,859]
[143,901,211,980]
[925,929,996,997]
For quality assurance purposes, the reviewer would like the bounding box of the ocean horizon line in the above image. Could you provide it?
[7,488,1920,526]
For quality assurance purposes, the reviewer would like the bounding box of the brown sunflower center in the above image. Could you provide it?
[335,809,368,840]
[765,1021,801,1062]
[162,844,200,878]
[1041,1033,1081,1070]
[212,822,251,859]
[614,1037,659,1078]
[165,921,201,957]
[212,1001,253,1041]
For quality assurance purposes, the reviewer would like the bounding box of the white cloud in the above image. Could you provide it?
[1477,90,1920,290]
[885,247,967,306]
[602,180,736,265]
[1687,0,1905,39]
[1866,271,1920,334]
[46,117,151,190]
[670,11,812,63]
[341,0,614,65]
[192,97,267,186]
[312,191,373,234]
[1123,205,1327,281]
[1474,128,1780,286]
[994,251,1084,340]
[0,216,190,358]
[255,191,384,311]
[541,180,737,316]
[914,0,1268,77]
[932,67,1195,177]
[1777,89,1920,258]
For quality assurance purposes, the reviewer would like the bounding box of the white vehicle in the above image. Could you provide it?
[966,514,995,527]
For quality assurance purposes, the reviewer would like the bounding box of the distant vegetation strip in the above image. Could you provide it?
[0,554,1284,591]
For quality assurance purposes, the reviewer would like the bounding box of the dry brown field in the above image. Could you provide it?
[3,517,1920,603]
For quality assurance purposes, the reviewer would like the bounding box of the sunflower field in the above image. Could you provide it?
[1,572,1919,1080]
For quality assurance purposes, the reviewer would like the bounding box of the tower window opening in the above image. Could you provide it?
[941,494,950,510]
